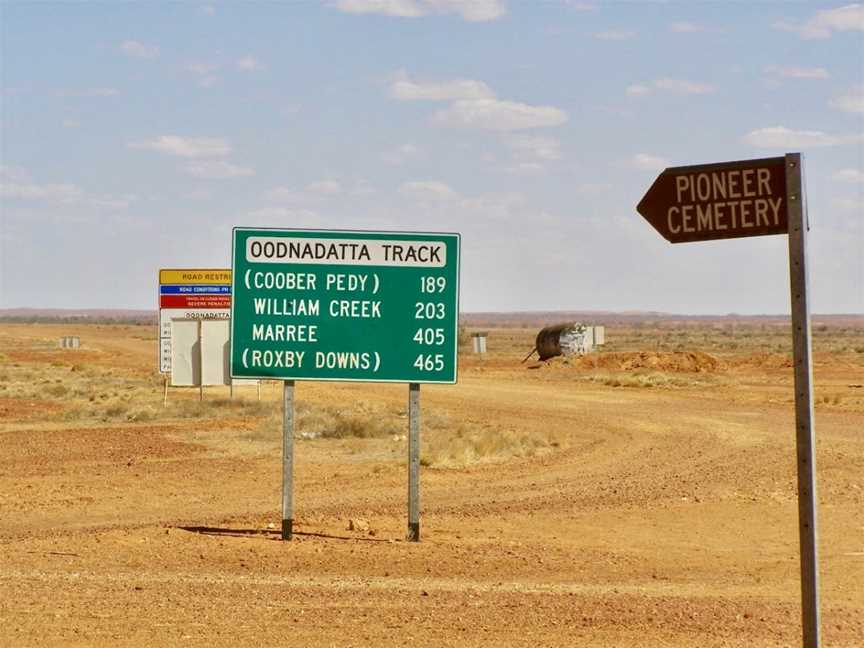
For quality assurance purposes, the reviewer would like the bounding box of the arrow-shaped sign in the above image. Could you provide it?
[637,156,788,243]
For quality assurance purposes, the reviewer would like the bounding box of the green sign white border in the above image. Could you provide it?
[229,226,462,385]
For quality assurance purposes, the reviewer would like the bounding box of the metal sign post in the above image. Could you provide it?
[282,380,295,541]
[407,382,421,541]
[786,153,820,648]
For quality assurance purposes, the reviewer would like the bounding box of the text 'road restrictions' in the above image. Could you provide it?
[230,228,460,383]
[637,156,787,243]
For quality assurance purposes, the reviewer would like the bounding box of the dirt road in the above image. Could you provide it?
[1,323,862,646]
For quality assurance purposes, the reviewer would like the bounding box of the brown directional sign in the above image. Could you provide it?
[637,156,787,243]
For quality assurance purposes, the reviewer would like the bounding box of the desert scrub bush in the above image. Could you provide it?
[102,402,129,419]
[320,411,400,439]
[421,422,563,469]
[169,397,274,419]
[45,384,69,398]
[251,401,402,441]
[580,371,711,389]
[125,407,157,422]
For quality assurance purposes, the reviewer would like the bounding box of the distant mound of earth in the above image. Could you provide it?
[565,351,725,373]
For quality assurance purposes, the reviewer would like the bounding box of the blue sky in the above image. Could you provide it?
[1,1,862,314]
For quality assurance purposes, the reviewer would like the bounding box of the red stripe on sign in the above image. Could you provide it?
[160,295,232,309]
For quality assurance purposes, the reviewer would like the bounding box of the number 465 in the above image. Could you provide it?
[414,354,444,371]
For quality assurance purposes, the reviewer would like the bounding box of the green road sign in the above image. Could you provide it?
[230,228,461,383]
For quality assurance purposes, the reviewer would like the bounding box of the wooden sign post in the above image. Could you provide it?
[637,152,820,648]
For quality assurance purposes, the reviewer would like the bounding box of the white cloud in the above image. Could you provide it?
[399,180,458,201]
[264,179,368,203]
[185,160,255,179]
[1,181,84,203]
[237,55,263,71]
[627,78,716,97]
[653,78,716,95]
[56,88,119,98]
[592,30,636,40]
[831,85,864,113]
[390,71,567,131]
[62,119,80,128]
[765,65,830,79]
[185,188,213,201]
[128,135,232,158]
[265,187,306,203]
[432,98,567,131]
[0,168,132,210]
[306,180,343,195]
[833,168,864,182]
[743,126,862,148]
[89,195,135,210]
[184,62,222,87]
[831,197,863,212]
[573,182,612,195]
[120,40,159,59]
[629,153,669,171]
[243,207,321,227]
[506,135,562,162]
[349,179,376,196]
[381,143,423,165]
[669,22,704,33]
[504,162,544,175]
[0,165,28,182]
[625,83,650,96]
[186,62,220,75]
[335,0,506,22]
[774,4,864,39]
[389,71,494,101]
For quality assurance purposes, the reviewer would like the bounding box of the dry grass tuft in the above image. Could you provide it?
[578,371,716,389]
[420,412,565,469]
[252,401,401,442]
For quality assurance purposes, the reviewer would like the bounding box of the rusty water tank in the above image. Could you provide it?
[535,322,584,361]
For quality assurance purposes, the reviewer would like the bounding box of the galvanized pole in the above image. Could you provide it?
[407,382,421,541]
[786,152,821,648]
[282,380,295,540]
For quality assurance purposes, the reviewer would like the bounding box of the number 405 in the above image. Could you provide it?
[413,328,445,345]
